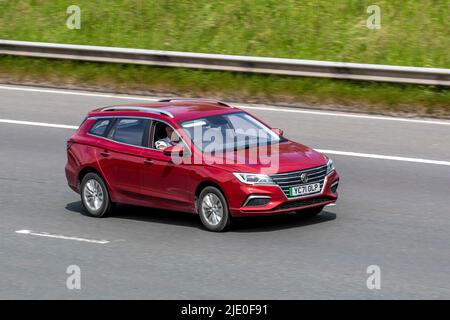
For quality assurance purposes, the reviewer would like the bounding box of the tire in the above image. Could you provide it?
[197,186,231,232]
[80,172,112,218]
[297,206,324,218]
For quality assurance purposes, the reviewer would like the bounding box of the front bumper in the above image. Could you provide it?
[228,171,339,217]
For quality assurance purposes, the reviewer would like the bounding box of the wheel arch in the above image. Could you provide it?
[195,180,225,198]
[78,166,103,184]
[194,180,228,213]
[78,166,113,197]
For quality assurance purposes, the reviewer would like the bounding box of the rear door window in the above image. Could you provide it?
[109,118,149,147]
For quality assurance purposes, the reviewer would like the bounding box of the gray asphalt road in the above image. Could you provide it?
[0,85,449,299]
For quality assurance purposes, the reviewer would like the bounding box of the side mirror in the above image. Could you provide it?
[163,145,184,157]
[272,128,284,136]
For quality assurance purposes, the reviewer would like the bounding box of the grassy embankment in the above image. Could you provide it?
[0,1,449,116]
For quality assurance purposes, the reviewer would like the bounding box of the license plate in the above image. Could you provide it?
[289,183,321,197]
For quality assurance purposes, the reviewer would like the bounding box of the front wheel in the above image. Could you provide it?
[80,172,112,217]
[197,186,231,232]
[297,206,324,218]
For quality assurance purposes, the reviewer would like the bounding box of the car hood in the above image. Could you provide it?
[209,140,327,174]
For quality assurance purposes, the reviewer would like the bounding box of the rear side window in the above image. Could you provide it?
[109,118,148,147]
[89,119,111,136]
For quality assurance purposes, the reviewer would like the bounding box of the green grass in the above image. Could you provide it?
[1,0,448,67]
[0,1,449,116]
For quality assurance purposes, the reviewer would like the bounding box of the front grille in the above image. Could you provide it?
[274,196,333,211]
[270,165,328,198]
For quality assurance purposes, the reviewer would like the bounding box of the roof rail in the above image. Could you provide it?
[102,106,174,118]
[158,98,233,108]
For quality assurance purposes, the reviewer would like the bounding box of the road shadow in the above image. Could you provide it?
[65,201,202,229]
[230,211,336,232]
[65,201,336,232]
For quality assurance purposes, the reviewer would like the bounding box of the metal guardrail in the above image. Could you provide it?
[1,40,449,86]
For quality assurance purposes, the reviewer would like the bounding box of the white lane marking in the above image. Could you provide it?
[15,229,109,244]
[317,149,450,167]
[1,84,449,126]
[0,118,78,129]
[0,84,158,101]
[0,117,449,167]
[238,105,450,126]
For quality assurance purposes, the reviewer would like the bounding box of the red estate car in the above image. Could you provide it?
[65,98,339,231]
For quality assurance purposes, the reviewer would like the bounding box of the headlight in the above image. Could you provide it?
[233,173,275,185]
[326,157,335,175]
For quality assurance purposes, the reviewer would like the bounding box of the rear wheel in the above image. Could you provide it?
[197,186,231,232]
[80,173,112,217]
[297,206,324,218]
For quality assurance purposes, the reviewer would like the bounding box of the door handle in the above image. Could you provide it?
[100,150,110,157]
[144,158,153,165]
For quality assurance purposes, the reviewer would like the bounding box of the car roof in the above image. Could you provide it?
[88,99,242,122]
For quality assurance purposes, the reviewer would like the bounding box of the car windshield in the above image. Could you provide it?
[180,112,284,152]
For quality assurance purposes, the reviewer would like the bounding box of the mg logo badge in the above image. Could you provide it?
[300,173,309,184]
